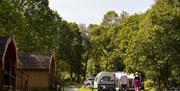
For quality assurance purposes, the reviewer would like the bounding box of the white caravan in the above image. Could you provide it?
[94,71,136,91]
[93,72,115,89]
[114,72,135,91]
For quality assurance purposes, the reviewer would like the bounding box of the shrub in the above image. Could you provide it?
[144,79,155,90]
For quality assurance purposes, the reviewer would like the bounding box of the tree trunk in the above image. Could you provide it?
[105,59,109,71]
[159,65,170,88]
[77,72,80,82]
[83,59,88,81]
[70,68,73,84]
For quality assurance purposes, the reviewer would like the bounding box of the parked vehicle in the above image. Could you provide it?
[127,74,135,91]
[94,72,115,91]
[114,72,137,91]
[94,72,144,91]
[84,76,95,88]
[114,72,128,91]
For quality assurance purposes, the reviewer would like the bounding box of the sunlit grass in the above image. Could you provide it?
[77,87,97,91]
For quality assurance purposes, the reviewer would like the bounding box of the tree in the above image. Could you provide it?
[101,10,119,26]
[119,11,129,20]
[125,0,180,88]
[0,0,25,34]
[88,11,130,73]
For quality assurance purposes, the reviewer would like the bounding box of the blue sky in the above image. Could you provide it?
[49,0,155,25]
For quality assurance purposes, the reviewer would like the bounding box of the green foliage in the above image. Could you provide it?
[1,0,180,88]
[124,0,180,88]
[87,0,180,88]
[87,11,130,74]
[144,79,155,89]
[0,0,85,82]
[0,0,25,34]
[101,10,119,26]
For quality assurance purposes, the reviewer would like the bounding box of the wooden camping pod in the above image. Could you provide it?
[0,36,18,91]
[18,53,57,90]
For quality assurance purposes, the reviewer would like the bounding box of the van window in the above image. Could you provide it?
[100,76,111,82]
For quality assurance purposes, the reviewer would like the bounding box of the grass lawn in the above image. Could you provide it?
[145,87,157,91]
[77,87,97,91]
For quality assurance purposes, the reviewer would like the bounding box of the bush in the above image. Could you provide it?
[144,79,155,90]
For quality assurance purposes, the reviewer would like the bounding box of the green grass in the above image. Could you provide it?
[63,81,80,86]
[145,87,156,91]
[77,87,97,91]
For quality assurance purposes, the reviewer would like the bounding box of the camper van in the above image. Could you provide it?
[115,72,134,91]
[114,72,135,91]
[94,72,115,91]
[127,74,135,91]
[114,72,128,91]
[94,72,139,91]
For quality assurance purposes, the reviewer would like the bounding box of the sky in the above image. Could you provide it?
[49,0,155,25]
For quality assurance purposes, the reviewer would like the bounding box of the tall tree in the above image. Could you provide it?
[101,10,119,26]
[125,0,180,88]
[0,0,25,34]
